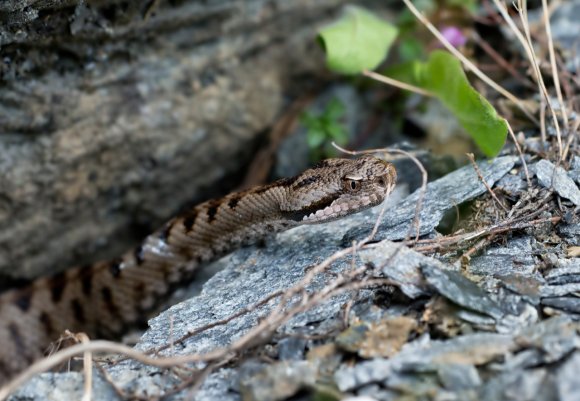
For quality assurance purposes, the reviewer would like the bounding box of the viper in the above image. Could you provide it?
[0,155,396,383]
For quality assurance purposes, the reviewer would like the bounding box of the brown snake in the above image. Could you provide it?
[0,155,396,383]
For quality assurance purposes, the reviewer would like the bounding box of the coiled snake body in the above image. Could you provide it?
[0,156,396,383]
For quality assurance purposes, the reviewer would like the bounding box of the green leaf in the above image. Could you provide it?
[318,6,399,75]
[385,51,507,157]
[383,61,423,86]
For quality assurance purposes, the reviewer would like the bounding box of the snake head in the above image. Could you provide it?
[281,155,397,223]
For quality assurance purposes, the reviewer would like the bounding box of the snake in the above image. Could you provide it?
[0,155,396,383]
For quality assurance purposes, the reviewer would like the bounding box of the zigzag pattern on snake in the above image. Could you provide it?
[0,155,396,383]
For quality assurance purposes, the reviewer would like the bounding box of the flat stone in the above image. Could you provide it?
[556,351,580,401]
[421,264,505,320]
[534,159,580,206]
[468,236,538,277]
[437,363,482,390]
[359,240,447,299]
[558,223,580,246]
[542,297,580,314]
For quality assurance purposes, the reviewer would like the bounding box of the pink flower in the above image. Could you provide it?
[439,26,467,48]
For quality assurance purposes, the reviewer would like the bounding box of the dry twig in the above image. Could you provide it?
[506,121,532,186]
[362,69,434,97]
[466,153,508,213]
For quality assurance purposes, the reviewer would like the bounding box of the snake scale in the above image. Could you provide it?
[0,155,396,383]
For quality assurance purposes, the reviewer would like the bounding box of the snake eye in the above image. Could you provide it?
[376,177,386,187]
[344,179,361,192]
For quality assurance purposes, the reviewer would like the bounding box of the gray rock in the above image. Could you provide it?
[359,240,446,299]
[570,156,580,185]
[334,332,516,391]
[478,368,554,401]
[0,0,355,281]
[542,296,580,314]
[495,173,528,195]
[545,258,580,284]
[437,364,482,390]
[5,373,118,401]
[468,235,538,277]
[238,360,317,401]
[556,351,580,401]
[515,316,578,363]
[534,159,580,206]
[421,264,505,320]
[558,223,580,245]
[276,337,307,361]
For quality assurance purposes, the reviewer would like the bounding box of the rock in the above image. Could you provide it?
[468,235,538,277]
[556,352,580,401]
[0,0,354,280]
[239,360,317,401]
[534,159,580,206]
[421,265,504,320]
[334,332,517,391]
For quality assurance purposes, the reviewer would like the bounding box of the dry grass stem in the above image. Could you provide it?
[362,69,434,97]
[493,0,563,157]
[506,121,532,186]
[542,0,568,132]
[410,215,560,253]
[466,153,508,212]
[562,118,580,161]
[540,100,547,147]
[517,0,563,158]
[402,0,539,125]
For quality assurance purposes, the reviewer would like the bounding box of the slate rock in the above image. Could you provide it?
[534,159,580,205]
[239,360,317,401]
[569,156,580,184]
[359,240,448,299]
[421,264,505,320]
[542,296,580,314]
[556,351,580,401]
[334,332,516,391]
[437,363,482,390]
[468,235,538,277]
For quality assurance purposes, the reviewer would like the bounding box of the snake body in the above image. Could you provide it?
[0,155,396,383]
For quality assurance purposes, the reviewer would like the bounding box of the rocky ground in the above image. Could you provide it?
[7,152,580,400]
